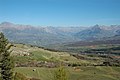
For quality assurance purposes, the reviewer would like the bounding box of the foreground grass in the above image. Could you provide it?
[15,66,120,80]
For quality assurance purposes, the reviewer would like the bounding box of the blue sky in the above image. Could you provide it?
[0,0,120,26]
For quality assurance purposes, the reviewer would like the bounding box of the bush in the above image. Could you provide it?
[14,72,28,80]
[54,66,69,80]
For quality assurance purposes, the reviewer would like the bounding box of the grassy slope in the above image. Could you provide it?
[12,43,120,80]
[15,66,120,80]
[11,43,90,64]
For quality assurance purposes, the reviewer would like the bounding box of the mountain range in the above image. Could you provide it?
[0,22,120,47]
[75,24,120,40]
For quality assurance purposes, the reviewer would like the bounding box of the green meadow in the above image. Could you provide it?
[15,66,120,80]
[10,44,120,80]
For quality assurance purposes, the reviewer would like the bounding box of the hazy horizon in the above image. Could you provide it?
[1,21,120,28]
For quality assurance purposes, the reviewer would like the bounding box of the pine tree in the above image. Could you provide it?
[0,33,14,80]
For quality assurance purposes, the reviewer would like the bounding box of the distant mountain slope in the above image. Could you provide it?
[0,22,120,47]
[0,22,86,47]
[75,24,120,40]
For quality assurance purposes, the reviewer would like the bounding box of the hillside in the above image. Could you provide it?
[11,44,77,63]
[11,43,120,66]
[11,43,91,67]
[11,43,120,80]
